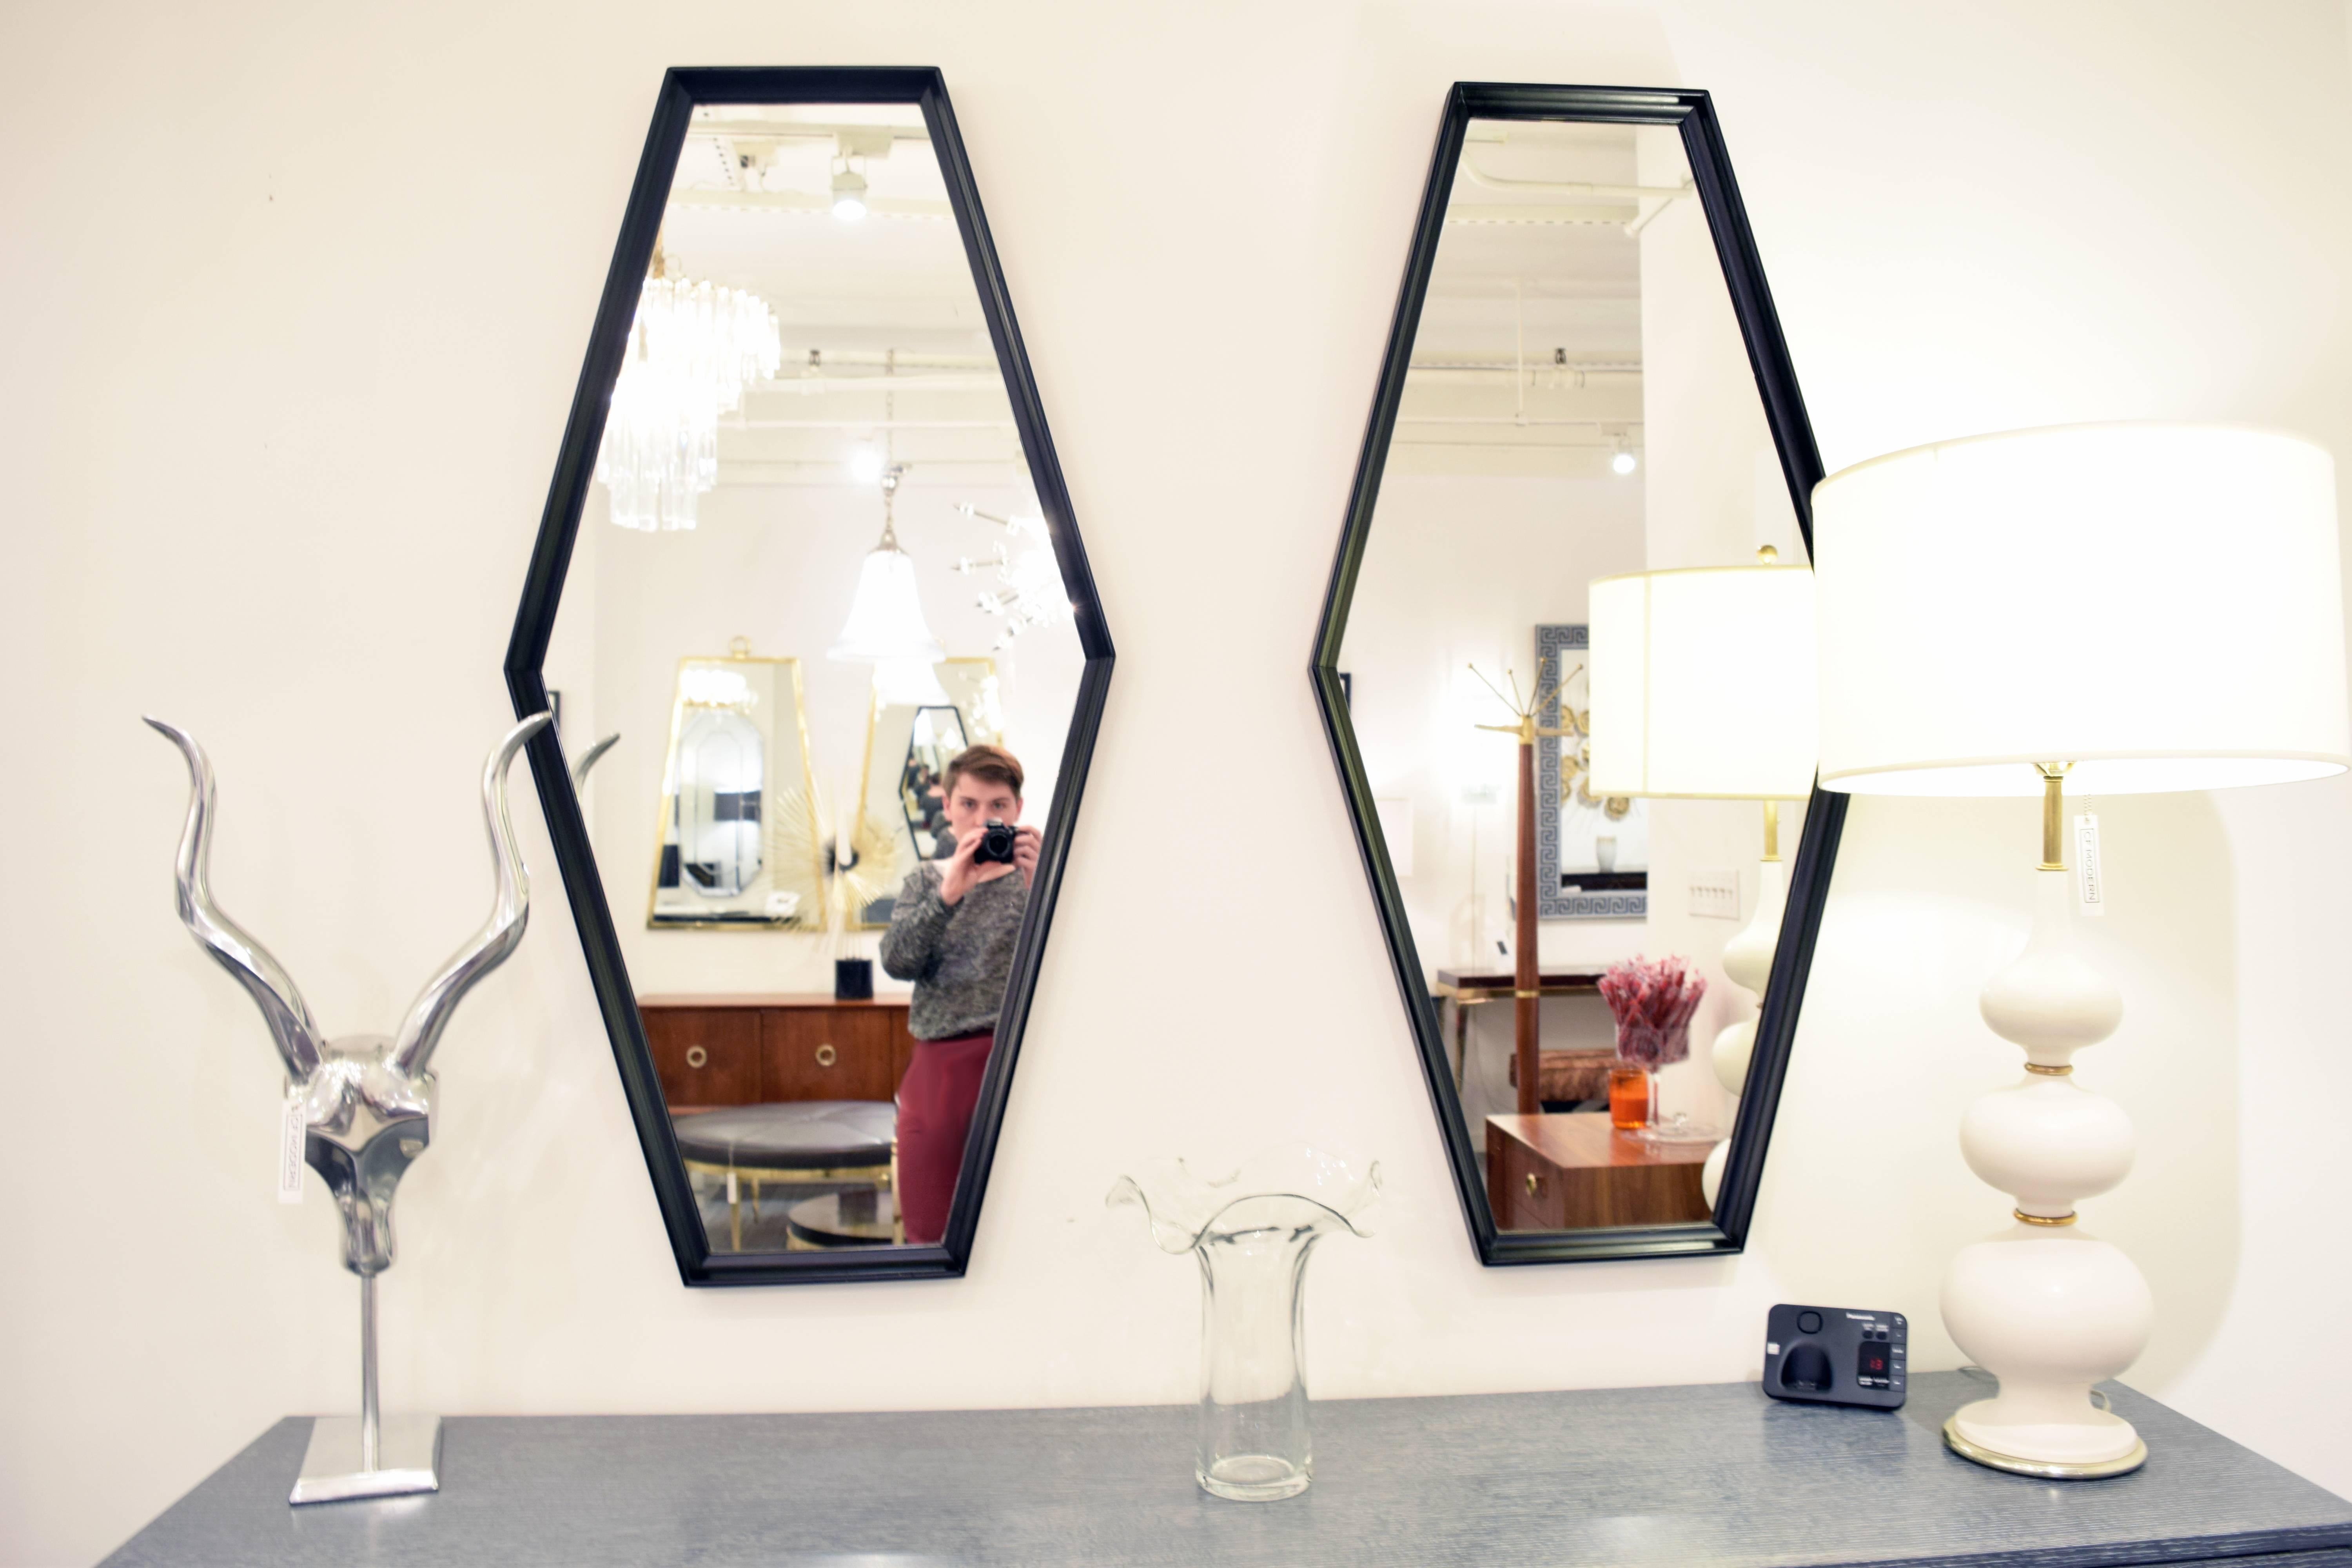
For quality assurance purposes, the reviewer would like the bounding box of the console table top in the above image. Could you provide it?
[102,1372,2352,1568]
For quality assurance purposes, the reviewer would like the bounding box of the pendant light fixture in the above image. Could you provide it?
[874,658,953,707]
[829,466,945,664]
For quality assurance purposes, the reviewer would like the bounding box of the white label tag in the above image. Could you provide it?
[277,1089,307,1203]
[2074,813,2105,917]
[726,1170,739,1204]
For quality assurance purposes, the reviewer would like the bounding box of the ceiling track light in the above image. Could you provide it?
[1608,430,1639,476]
[831,160,869,222]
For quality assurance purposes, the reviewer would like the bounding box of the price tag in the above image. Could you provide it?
[278,1089,307,1204]
[2074,813,2105,917]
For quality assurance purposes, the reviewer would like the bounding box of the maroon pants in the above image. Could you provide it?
[896,1031,994,1245]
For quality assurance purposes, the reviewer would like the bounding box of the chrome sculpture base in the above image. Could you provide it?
[290,1415,443,1505]
[1942,1414,2148,1480]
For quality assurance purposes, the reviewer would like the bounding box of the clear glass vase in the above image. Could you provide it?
[1109,1147,1378,1501]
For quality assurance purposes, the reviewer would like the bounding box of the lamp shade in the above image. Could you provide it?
[874,657,953,707]
[1813,423,2350,797]
[828,541,945,664]
[1588,562,1820,799]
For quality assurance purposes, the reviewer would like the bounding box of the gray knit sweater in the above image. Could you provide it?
[877,863,1029,1040]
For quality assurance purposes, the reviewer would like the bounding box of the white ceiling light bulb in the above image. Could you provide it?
[846,442,885,486]
[1611,443,1639,476]
[831,166,869,222]
[830,469,945,665]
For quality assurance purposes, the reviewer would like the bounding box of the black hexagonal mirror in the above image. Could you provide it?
[507,68,1110,1285]
[1314,84,1843,1266]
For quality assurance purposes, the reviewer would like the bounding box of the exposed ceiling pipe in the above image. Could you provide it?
[754,373,1008,394]
[1624,187,1688,238]
[1406,365,1643,388]
[717,460,1027,485]
[1398,416,1644,428]
[722,418,1017,431]
[1447,170,1695,234]
[1414,357,1640,372]
[668,189,953,219]
[1461,163,1691,201]
[1445,203,1639,227]
[770,349,995,372]
[1392,438,1632,454]
[688,119,932,143]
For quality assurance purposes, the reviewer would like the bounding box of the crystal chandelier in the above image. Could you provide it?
[595,272,780,532]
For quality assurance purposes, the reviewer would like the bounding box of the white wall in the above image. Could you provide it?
[4,3,2350,1563]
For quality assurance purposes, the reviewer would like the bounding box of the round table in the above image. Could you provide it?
[786,1189,900,1249]
[670,1102,896,1252]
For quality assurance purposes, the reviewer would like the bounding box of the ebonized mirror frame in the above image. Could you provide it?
[506,66,1112,1285]
[1312,83,1845,1267]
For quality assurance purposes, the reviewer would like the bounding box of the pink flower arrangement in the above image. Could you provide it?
[1599,956,1707,1069]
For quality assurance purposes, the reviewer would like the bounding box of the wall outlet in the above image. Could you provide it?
[1690,868,1741,920]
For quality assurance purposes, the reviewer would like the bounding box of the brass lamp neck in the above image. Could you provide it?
[1761,799,1781,862]
[2038,763,2071,870]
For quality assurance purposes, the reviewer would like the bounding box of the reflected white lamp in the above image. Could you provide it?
[830,467,944,666]
[1590,550,1818,1198]
[875,658,953,707]
[1813,423,2349,1478]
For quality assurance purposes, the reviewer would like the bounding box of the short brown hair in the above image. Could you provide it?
[943,743,1023,798]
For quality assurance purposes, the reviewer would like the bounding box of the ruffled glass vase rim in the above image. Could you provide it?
[1105,1148,1381,1254]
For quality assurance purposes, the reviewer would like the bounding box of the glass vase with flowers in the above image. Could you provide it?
[1599,956,1708,1138]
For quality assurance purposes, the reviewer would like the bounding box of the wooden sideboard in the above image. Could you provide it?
[638,993,915,1111]
[1488,1111,1713,1229]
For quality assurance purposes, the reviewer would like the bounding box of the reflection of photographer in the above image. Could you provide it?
[878,744,1040,1245]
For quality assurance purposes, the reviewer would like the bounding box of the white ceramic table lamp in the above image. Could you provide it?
[1590,552,1819,1191]
[1812,423,2349,1478]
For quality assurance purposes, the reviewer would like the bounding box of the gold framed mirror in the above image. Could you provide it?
[647,646,824,929]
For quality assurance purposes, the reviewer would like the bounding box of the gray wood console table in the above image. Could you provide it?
[103,1372,2352,1566]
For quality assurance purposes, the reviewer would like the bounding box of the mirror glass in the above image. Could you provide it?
[540,99,1087,1260]
[1335,112,1813,1239]
[648,651,822,926]
[859,657,1005,921]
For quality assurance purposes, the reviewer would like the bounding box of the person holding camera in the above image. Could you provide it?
[878,743,1041,1245]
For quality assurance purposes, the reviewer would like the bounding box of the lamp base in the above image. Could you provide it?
[1943,1408,2147,1480]
[289,1415,442,1505]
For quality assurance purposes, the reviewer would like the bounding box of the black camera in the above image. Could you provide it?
[973,818,1018,865]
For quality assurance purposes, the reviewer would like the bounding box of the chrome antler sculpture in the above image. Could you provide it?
[147,710,551,1504]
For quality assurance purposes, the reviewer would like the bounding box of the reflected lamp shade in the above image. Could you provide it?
[874,657,953,707]
[1588,562,1820,799]
[828,542,946,664]
[1814,424,2350,797]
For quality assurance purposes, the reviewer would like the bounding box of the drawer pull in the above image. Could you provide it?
[1525,1173,1543,1199]
[815,1043,837,1068]
[685,1045,708,1069]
